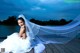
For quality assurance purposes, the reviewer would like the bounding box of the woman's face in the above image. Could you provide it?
[18,20,25,27]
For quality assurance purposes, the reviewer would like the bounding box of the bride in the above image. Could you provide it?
[0,14,80,53]
[0,15,45,53]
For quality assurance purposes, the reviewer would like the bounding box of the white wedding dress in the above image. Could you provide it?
[0,32,32,53]
[0,32,45,53]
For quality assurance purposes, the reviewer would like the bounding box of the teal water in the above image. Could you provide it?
[0,25,19,37]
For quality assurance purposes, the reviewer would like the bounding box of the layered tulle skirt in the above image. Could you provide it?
[0,33,45,53]
[0,33,33,53]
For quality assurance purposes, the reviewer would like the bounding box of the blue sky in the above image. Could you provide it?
[0,0,80,21]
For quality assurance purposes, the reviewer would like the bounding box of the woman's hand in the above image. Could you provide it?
[22,35,27,39]
[19,33,27,39]
[19,35,23,38]
[21,33,27,39]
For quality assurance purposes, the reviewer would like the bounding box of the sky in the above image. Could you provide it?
[0,0,80,21]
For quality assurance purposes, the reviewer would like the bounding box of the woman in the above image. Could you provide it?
[18,17,27,39]
[0,15,45,53]
[0,17,32,53]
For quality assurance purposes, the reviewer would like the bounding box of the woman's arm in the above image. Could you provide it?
[19,26,25,37]
[22,33,27,39]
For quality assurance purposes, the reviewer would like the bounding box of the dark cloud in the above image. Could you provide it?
[0,0,80,20]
